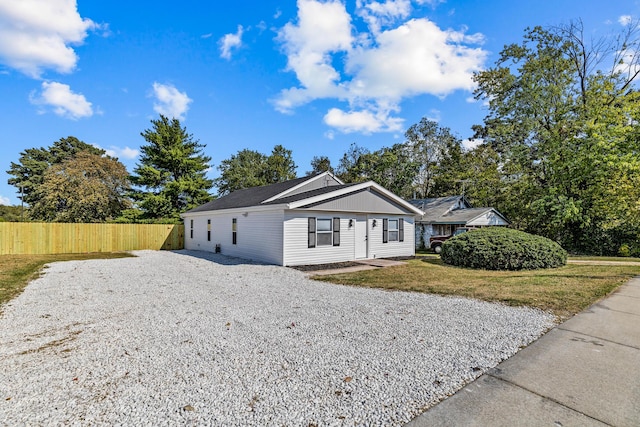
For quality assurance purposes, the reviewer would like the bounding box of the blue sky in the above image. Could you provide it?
[0,0,638,205]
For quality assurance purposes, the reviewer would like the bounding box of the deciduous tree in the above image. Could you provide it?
[30,152,130,222]
[7,136,104,206]
[214,145,298,195]
[473,21,640,254]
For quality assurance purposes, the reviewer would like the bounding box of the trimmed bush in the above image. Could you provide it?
[441,227,567,270]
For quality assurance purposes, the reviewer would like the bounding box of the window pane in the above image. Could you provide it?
[317,218,332,232]
[389,231,398,241]
[317,232,332,246]
[389,219,398,231]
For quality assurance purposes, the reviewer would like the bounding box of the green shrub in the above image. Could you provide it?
[441,227,567,270]
[618,244,631,257]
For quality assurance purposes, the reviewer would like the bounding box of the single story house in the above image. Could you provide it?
[408,195,510,251]
[181,172,424,266]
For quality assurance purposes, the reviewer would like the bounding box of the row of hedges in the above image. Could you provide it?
[441,228,567,270]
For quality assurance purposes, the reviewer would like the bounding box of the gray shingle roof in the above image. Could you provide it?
[407,196,466,222]
[185,175,316,213]
[437,207,498,224]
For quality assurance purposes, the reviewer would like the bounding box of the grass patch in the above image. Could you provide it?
[569,255,640,262]
[313,258,640,319]
[0,252,134,310]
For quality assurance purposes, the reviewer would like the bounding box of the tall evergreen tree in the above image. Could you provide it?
[131,115,213,219]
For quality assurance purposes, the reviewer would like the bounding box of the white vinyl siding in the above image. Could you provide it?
[284,212,355,266]
[368,216,415,259]
[184,210,284,265]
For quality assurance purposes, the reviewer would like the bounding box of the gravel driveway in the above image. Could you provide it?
[0,250,555,426]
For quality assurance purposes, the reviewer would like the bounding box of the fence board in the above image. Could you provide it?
[0,223,184,255]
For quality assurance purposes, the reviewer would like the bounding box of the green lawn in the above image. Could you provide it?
[568,255,640,262]
[314,258,640,319]
[0,253,134,310]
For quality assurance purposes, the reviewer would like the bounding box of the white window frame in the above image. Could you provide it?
[316,218,333,246]
[388,219,399,242]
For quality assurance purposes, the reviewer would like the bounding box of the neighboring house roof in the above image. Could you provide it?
[408,195,509,225]
[407,195,470,221]
[183,172,424,216]
[438,207,509,225]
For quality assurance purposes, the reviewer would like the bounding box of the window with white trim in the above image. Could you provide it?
[308,217,340,248]
[388,219,399,241]
[383,218,404,243]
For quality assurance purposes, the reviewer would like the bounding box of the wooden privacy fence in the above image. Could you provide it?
[0,222,184,255]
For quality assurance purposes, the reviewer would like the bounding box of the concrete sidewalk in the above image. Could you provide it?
[407,276,640,427]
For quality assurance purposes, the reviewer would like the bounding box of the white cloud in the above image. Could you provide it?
[273,0,353,113]
[107,146,139,159]
[324,107,403,134]
[346,19,486,100]
[462,138,483,151]
[93,144,140,160]
[0,0,97,78]
[30,81,93,119]
[275,1,487,135]
[219,25,244,60]
[151,82,192,120]
[619,15,632,26]
[0,195,10,205]
[356,0,412,34]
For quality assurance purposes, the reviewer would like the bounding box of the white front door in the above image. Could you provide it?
[355,216,368,259]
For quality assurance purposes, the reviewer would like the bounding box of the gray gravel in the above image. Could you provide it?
[0,250,555,426]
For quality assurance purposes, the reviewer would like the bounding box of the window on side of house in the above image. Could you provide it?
[388,219,399,241]
[207,219,211,241]
[317,218,332,246]
[308,217,340,247]
[190,219,194,239]
[383,218,405,243]
[232,218,237,244]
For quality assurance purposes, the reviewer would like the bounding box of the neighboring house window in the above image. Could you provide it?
[383,218,404,243]
[190,219,193,239]
[207,219,211,242]
[308,217,340,248]
[232,218,237,244]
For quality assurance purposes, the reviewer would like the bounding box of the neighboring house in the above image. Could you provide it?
[181,172,423,266]
[408,195,510,251]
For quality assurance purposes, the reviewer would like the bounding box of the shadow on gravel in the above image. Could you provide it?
[168,249,270,266]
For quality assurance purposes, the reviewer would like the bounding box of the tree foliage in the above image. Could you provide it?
[472,20,640,254]
[215,145,297,195]
[306,156,334,176]
[334,120,464,199]
[7,136,104,207]
[130,115,213,219]
[29,152,131,222]
[405,118,464,198]
[0,205,26,222]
